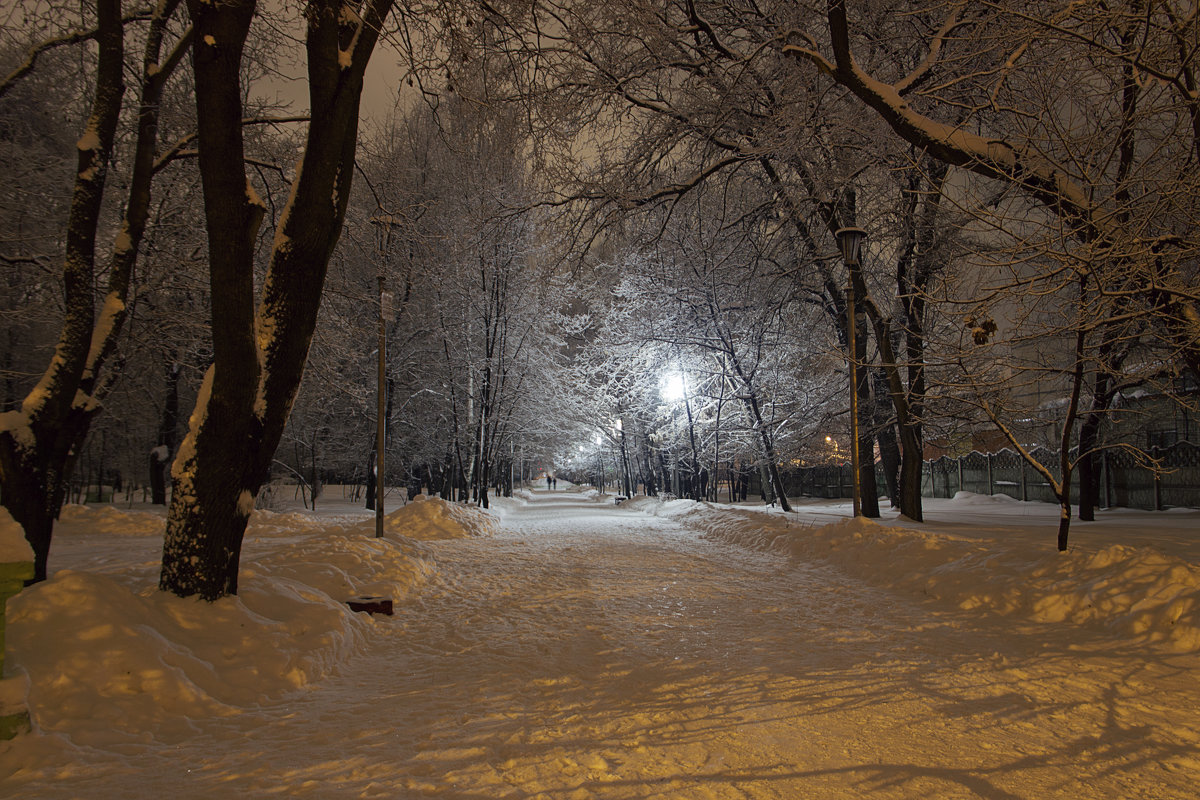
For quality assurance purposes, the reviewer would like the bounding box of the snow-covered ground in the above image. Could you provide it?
[1,487,1198,798]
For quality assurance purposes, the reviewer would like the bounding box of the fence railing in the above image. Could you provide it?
[773,441,1200,510]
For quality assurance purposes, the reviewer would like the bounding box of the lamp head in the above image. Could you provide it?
[835,227,867,266]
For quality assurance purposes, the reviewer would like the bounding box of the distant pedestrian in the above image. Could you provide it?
[547,475,552,490]
[552,477,557,490]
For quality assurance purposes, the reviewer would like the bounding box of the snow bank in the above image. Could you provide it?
[646,499,1200,652]
[57,504,166,537]
[361,495,498,540]
[6,507,439,747]
[0,508,34,563]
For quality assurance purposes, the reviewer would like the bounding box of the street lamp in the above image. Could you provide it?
[836,226,866,267]
[661,371,686,403]
[835,226,866,518]
[376,280,394,538]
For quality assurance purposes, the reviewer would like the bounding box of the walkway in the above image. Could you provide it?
[17,490,1200,798]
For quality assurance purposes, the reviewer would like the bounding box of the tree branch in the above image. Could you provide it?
[0,8,152,99]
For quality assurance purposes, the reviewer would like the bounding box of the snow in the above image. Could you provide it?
[634,494,1200,651]
[169,366,212,494]
[0,508,33,564]
[236,489,256,515]
[1,488,1198,798]
[377,493,499,540]
[75,129,100,152]
[83,292,127,377]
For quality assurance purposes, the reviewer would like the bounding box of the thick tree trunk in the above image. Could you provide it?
[1077,371,1115,521]
[1077,426,1101,522]
[853,314,879,518]
[150,359,180,504]
[160,0,393,599]
[874,370,901,506]
[897,423,924,521]
[364,441,378,511]
[0,0,126,580]
[1057,502,1072,552]
[159,370,265,599]
[0,431,78,582]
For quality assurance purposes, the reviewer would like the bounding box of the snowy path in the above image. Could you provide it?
[10,490,1200,798]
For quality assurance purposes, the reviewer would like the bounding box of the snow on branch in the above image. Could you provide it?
[893,2,965,96]
[782,5,1099,241]
[0,8,153,100]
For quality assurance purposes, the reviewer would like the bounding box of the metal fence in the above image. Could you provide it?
[775,440,1200,510]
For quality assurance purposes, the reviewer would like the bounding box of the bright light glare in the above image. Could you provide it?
[661,372,686,402]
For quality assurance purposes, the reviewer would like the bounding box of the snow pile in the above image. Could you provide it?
[650,499,1200,652]
[6,507,439,748]
[0,508,34,563]
[57,503,166,537]
[244,524,435,608]
[365,494,498,540]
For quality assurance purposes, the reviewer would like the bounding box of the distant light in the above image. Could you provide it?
[825,435,832,443]
[661,372,686,403]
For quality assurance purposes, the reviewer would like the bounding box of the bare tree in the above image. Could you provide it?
[158,0,395,599]
[784,0,1200,379]
[0,0,191,580]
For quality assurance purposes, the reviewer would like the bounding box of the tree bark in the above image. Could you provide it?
[150,359,180,505]
[1077,372,1114,521]
[160,0,394,599]
[0,0,124,581]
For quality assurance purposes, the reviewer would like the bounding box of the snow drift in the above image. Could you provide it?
[367,494,499,540]
[628,496,1200,652]
[5,496,497,747]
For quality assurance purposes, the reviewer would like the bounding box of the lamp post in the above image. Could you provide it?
[836,227,867,518]
[375,279,393,538]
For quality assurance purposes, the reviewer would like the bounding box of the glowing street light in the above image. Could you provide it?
[661,371,686,403]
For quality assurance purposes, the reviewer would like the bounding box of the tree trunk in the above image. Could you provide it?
[0,0,126,581]
[364,440,378,511]
[151,359,180,504]
[742,392,790,512]
[1077,429,1100,522]
[1057,501,1072,552]
[873,356,900,508]
[897,423,924,521]
[1077,370,1115,521]
[0,434,77,582]
[160,0,394,599]
[853,315,880,518]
